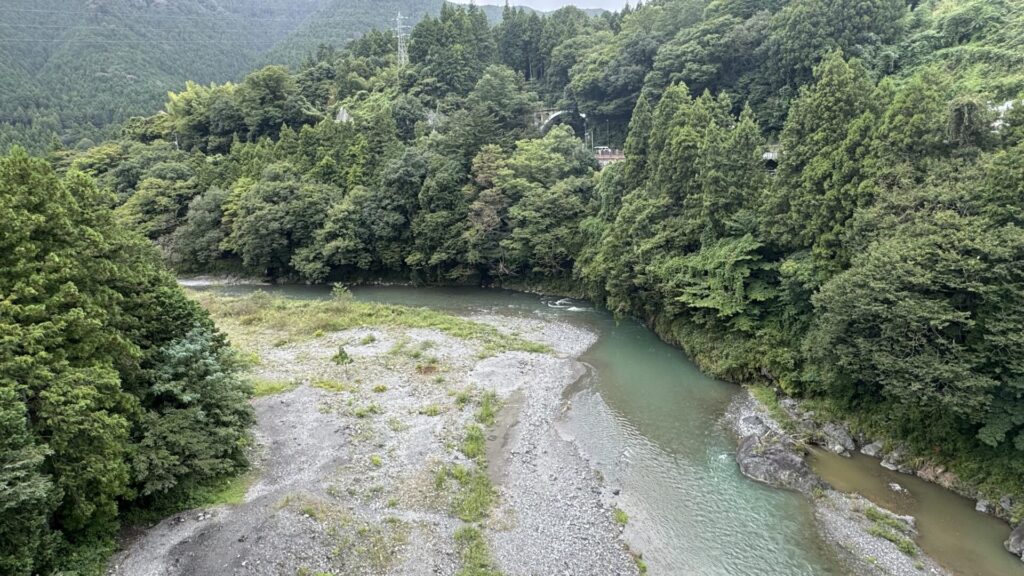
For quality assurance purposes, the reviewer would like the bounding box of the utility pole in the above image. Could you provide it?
[395,12,409,68]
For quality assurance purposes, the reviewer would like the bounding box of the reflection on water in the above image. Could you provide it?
[192,284,1022,576]
[810,450,1023,576]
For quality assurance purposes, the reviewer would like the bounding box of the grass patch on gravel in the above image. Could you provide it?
[353,403,382,418]
[461,425,486,460]
[476,391,500,425]
[454,525,503,576]
[864,507,917,557]
[312,379,355,393]
[613,507,629,525]
[189,289,548,355]
[435,464,495,522]
[419,403,444,417]
[251,378,299,397]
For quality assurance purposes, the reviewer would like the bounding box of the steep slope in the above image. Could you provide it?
[0,0,329,151]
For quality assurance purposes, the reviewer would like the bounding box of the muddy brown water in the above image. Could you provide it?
[810,449,1023,576]
[195,284,1022,575]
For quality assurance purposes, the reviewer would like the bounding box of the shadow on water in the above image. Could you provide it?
[192,284,1022,575]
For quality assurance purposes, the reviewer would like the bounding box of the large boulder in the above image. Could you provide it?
[1000,496,1015,516]
[860,441,884,457]
[819,422,856,456]
[736,434,826,495]
[881,446,914,474]
[1006,523,1024,561]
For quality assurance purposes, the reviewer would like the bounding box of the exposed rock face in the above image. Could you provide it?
[727,392,950,576]
[820,422,856,456]
[1007,523,1024,561]
[735,432,826,495]
[881,446,914,474]
[727,399,827,495]
[861,441,884,457]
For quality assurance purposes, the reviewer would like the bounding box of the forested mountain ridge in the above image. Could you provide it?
[0,0,331,152]
[0,0,601,155]
[5,0,1024,573]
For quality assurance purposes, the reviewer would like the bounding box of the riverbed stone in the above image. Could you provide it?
[888,482,907,495]
[860,441,884,457]
[1000,496,1015,514]
[975,499,993,514]
[820,422,856,456]
[1006,523,1024,560]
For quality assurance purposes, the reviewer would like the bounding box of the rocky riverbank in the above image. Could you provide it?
[725,392,949,576]
[758,392,1024,565]
[108,296,636,575]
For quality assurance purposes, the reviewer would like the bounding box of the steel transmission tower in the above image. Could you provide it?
[395,13,409,68]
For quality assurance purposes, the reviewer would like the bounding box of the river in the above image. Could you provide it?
[198,283,1021,576]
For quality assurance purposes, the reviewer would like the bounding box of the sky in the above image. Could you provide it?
[450,0,628,12]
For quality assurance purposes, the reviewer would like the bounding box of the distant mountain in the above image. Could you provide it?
[458,0,619,12]
[475,3,607,24]
[0,0,334,151]
[260,0,445,66]
[0,0,610,152]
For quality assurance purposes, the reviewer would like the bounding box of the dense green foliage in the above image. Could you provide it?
[0,149,253,574]
[5,0,1024,571]
[67,2,1024,507]
[0,0,455,153]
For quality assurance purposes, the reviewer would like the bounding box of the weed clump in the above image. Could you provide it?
[312,379,353,393]
[613,508,629,525]
[865,507,917,557]
[476,391,500,425]
[454,525,503,576]
[251,378,299,397]
[462,425,486,461]
[419,404,443,417]
[353,403,382,418]
[332,345,352,365]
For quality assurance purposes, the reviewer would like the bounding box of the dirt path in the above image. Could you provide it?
[108,312,637,576]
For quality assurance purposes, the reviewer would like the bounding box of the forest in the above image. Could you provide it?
[3,0,1024,574]
[0,0,448,154]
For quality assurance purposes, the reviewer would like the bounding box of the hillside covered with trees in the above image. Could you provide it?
[4,0,1024,573]
[0,0,451,154]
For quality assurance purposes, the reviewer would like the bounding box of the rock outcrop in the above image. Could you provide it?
[735,431,826,495]
[861,441,884,457]
[726,391,951,576]
[820,422,856,456]
[1007,523,1024,561]
[727,398,825,495]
